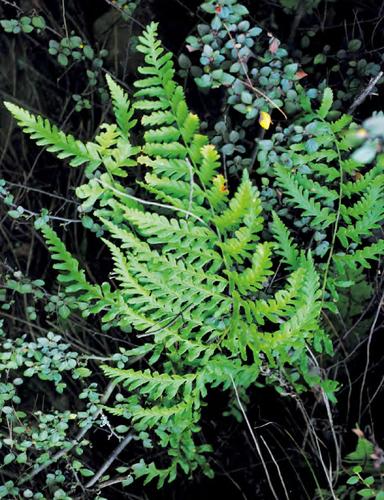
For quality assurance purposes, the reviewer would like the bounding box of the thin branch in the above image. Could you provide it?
[85,433,134,489]
[18,381,117,485]
[348,71,383,114]
[358,291,384,419]
[259,434,290,500]
[230,374,279,500]
[224,24,287,119]
[0,0,21,12]
[61,0,69,38]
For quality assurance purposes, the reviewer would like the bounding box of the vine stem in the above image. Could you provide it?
[18,381,117,485]
[223,24,287,119]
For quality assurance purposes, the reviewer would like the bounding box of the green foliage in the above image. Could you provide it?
[0,3,140,112]
[5,21,333,488]
[1,15,46,34]
[257,89,384,314]
[181,0,306,119]
[0,323,103,497]
[107,0,139,21]
[47,34,109,109]
[177,0,325,175]
[177,0,383,183]
[352,113,384,164]
[296,33,384,111]
[324,432,384,499]
[4,102,102,171]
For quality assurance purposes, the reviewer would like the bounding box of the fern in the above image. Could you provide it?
[266,87,384,312]
[106,74,137,137]
[318,87,333,119]
[3,102,102,173]
[5,22,330,488]
[270,212,300,269]
[274,163,336,228]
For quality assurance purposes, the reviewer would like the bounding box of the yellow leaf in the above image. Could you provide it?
[213,174,229,194]
[356,128,368,138]
[259,111,272,130]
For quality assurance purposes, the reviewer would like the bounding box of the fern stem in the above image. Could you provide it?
[186,158,195,219]
[98,179,208,226]
[319,121,344,304]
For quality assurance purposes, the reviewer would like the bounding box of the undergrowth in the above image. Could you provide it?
[1,0,384,498]
[4,21,335,489]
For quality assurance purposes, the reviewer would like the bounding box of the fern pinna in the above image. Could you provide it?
[4,23,331,487]
[258,88,384,311]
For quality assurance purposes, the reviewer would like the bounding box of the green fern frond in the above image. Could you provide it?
[106,74,137,137]
[229,242,274,295]
[295,172,339,205]
[41,225,98,298]
[317,87,333,119]
[4,102,101,173]
[270,212,300,269]
[343,166,383,197]
[199,144,221,184]
[101,365,195,399]
[119,206,218,260]
[260,267,306,322]
[274,164,336,228]
[5,21,330,489]
[213,170,262,232]
[141,173,199,209]
[334,240,384,269]
[102,238,150,299]
[262,255,321,363]
[331,114,353,133]
[342,178,384,221]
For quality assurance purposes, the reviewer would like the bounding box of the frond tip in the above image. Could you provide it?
[4,101,101,172]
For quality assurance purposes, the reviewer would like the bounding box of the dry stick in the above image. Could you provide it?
[367,371,384,409]
[358,291,384,420]
[259,435,290,500]
[348,70,383,114]
[288,0,306,44]
[229,374,279,500]
[18,381,117,486]
[306,347,341,478]
[5,181,79,204]
[293,394,337,500]
[85,433,134,489]
[0,0,21,11]
[61,0,69,39]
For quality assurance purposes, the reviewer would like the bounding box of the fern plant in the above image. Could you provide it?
[257,88,384,312]
[4,22,332,488]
